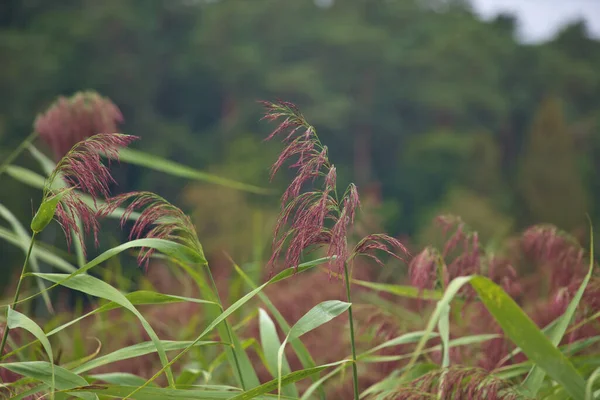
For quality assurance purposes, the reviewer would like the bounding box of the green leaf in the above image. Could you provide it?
[586,367,600,400]
[230,361,350,400]
[0,361,95,400]
[117,148,273,195]
[352,279,444,301]
[358,331,436,358]
[30,188,73,233]
[17,238,207,307]
[32,273,177,388]
[5,165,46,189]
[234,262,323,398]
[259,309,298,398]
[88,372,153,387]
[28,144,56,176]
[277,301,351,398]
[0,226,77,273]
[470,276,586,400]
[74,340,220,374]
[521,224,595,396]
[123,257,331,399]
[0,203,53,312]
[6,308,56,398]
[405,275,586,399]
[67,384,241,399]
[438,303,450,368]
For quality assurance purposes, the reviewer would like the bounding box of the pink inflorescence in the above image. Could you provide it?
[34,91,124,160]
[262,100,407,275]
[99,191,201,268]
[45,133,137,255]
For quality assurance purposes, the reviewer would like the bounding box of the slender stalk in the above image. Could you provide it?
[343,261,360,400]
[0,232,37,358]
[205,266,246,390]
[0,131,38,177]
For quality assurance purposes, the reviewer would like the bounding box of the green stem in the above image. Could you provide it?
[0,232,37,358]
[343,261,360,400]
[205,266,246,390]
[0,131,38,177]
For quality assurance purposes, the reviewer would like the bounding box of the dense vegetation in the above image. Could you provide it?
[1,0,600,399]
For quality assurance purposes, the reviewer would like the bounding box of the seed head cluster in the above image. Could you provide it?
[262,100,407,275]
[99,191,202,268]
[42,133,137,254]
[34,91,124,160]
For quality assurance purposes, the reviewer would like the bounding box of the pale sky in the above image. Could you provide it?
[470,0,600,42]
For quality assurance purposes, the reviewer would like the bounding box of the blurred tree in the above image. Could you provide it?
[518,96,589,231]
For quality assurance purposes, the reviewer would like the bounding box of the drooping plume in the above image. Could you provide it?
[99,191,203,268]
[262,100,407,275]
[34,91,124,160]
[34,133,137,255]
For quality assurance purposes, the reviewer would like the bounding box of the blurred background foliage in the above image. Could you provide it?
[1,0,599,288]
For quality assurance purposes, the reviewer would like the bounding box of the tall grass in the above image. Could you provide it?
[0,94,598,399]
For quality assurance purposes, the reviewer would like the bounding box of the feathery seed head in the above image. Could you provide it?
[99,191,202,268]
[33,133,136,255]
[34,91,124,160]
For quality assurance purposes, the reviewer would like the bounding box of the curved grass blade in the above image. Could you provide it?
[352,279,444,301]
[123,257,331,399]
[0,204,53,312]
[234,261,324,399]
[67,384,242,399]
[3,292,217,361]
[470,276,586,400]
[259,309,298,398]
[6,309,55,398]
[276,301,350,398]
[74,340,221,374]
[521,223,595,397]
[404,274,586,399]
[0,226,77,269]
[117,148,274,195]
[32,272,178,387]
[11,238,207,309]
[0,361,96,400]
[27,144,56,176]
[230,360,350,400]
[88,372,154,387]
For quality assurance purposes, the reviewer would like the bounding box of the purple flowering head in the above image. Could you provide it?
[99,191,203,268]
[262,100,407,276]
[408,246,444,291]
[34,91,124,160]
[522,224,585,291]
[351,233,409,268]
[33,133,137,255]
[384,367,521,400]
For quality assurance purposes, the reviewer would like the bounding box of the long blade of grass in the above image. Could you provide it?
[233,262,323,398]
[6,309,55,398]
[276,301,350,398]
[0,226,77,273]
[259,309,297,397]
[116,148,273,195]
[521,223,595,396]
[230,360,350,400]
[0,204,53,312]
[405,275,586,399]
[32,272,178,387]
[0,361,95,400]
[11,238,206,309]
[74,340,221,374]
[470,276,586,400]
[352,279,444,301]
[123,257,331,399]
[27,144,56,176]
